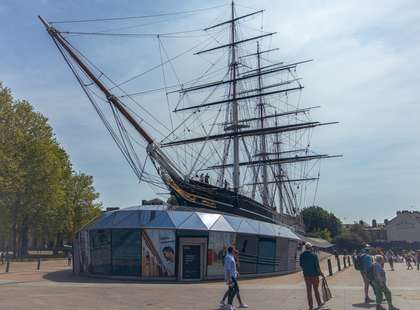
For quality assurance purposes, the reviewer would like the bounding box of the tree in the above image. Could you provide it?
[301,206,342,239]
[166,194,177,206]
[335,230,365,251]
[0,82,102,256]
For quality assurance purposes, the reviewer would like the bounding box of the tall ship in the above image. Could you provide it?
[39,2,339,229]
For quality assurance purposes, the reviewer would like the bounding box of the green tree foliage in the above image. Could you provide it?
[334,223,370,251]
[0,83,101,256]
[335,230,365,251]
[301,206,342,239]
[166,194,177,206]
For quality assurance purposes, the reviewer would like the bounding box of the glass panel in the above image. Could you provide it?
[168,211,193,227]
[197,213,220,229]
[207,231,235,277]
[276,237,289,273]
[287,240,299,272]
[93,212,116,229]
[90,229,111,274]
[236,234,258,274]
[223,215,243,231]
[259,222,275,236]
[146,212,176,229]
[209,216,235,232]
[237,220,258,234]
[111,229,141,276]
[112,211,141,228]
[178,213,207,230]
[141,229,176,277]
[257,238,276,273]
[80,230,91,273]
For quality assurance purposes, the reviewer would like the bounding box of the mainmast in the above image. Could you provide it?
[230,1,240,194]
[256,42,269,206]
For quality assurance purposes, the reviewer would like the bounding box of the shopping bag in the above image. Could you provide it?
[321,276,332,302]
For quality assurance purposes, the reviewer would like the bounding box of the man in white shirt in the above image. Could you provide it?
[222,246,248,309]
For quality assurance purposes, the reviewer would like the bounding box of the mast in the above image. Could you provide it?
[256,42,269,206]
[275,116,283,214]
[230,1,240,194]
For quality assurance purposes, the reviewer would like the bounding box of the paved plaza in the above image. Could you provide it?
[0,258,419,310]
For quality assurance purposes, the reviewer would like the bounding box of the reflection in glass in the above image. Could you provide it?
[90,229,111,274]
[207,231,235,277]
[112,229,141,276]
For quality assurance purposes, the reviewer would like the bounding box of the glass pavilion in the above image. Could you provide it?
[73,205,302,281]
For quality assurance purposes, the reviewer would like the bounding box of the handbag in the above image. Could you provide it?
[321,276,332,302]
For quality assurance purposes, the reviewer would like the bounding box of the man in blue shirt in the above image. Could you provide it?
[223,246,248,310]
[359,249,375,304]
[300,242,324,310]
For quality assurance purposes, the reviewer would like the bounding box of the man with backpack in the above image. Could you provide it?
[356,249,375,304]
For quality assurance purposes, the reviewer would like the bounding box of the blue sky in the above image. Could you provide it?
[1,0,420,223]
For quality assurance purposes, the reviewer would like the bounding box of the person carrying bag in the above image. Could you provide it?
[321,276,332,302]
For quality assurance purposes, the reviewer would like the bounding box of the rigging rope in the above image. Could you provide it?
[50,4,228,24]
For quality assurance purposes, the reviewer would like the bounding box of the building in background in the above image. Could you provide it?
[365,220,387,242]
[385,210,420,242]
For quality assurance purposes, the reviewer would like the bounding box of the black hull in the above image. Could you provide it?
[166,176,280,224]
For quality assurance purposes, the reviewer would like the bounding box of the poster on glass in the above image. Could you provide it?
[141,229,176,277]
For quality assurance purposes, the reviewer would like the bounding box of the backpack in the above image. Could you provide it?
[354,255,362,271]
[366,265,375,282]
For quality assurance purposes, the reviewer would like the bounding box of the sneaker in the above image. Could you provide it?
[389,306,400,310]
[365,297,374,303]
[219,300,226,307]
[226,305,236,310]
[239,304,249,308]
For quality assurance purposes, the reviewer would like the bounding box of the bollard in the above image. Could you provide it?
[343,256,347,268]
[337,256,341,271]
[327,259,333,276]
[37,257,41,271]
[5,258,10,273]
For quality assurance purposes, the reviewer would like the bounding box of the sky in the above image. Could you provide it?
[1,0,420,223]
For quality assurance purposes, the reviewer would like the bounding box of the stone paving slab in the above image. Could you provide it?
[0,260,418,310]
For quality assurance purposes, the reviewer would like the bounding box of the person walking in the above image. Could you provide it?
[222,246,245,310]
[220,248,248,308]
[371,255,399,310]
[359,249,375,304]
[300,242,324,310]
[385,250,394,271]
[416,250,420,270]
[406,255,414,270]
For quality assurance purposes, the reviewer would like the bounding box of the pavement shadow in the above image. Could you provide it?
[43,269,224,285]
[352,303,376,308]
[43,269,172,285]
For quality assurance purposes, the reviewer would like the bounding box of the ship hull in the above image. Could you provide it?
[165,175,279,223]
